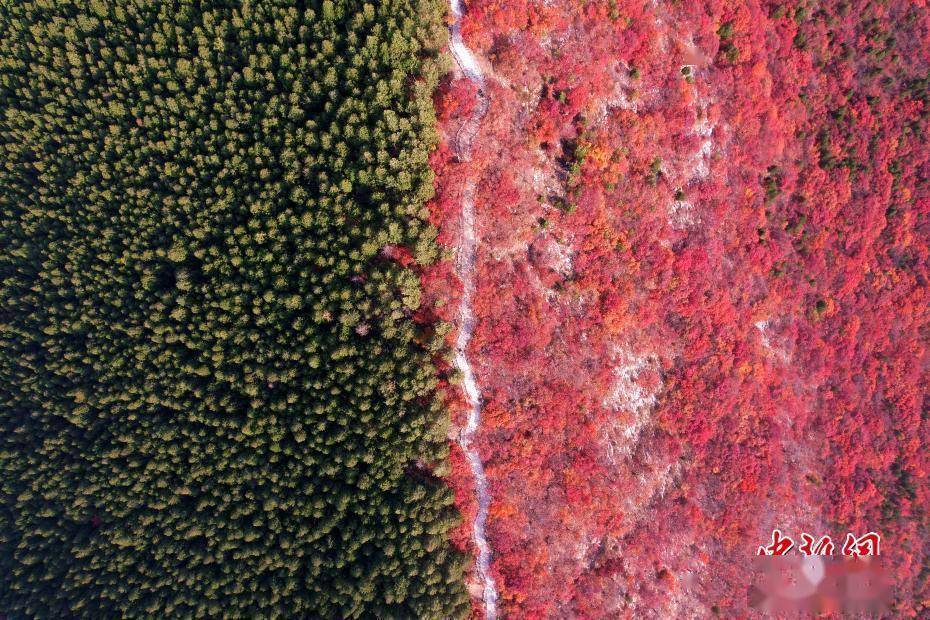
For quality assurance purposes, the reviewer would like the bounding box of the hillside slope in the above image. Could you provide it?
[428,0,929,616]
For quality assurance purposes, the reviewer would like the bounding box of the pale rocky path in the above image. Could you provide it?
[448,0,498,618]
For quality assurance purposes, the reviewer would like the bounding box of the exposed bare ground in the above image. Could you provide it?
[448,1,499,618]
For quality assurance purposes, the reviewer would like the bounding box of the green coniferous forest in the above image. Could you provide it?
[0,1,470,616]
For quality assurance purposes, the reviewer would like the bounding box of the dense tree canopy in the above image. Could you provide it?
[0,0,470,617]
[428,0,928,615]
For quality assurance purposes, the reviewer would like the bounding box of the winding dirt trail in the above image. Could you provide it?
[447,1,497,618]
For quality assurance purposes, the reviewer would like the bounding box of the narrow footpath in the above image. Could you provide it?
[447,1,498,618]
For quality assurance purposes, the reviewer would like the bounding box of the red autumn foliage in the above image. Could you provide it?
[427,0,929,616]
